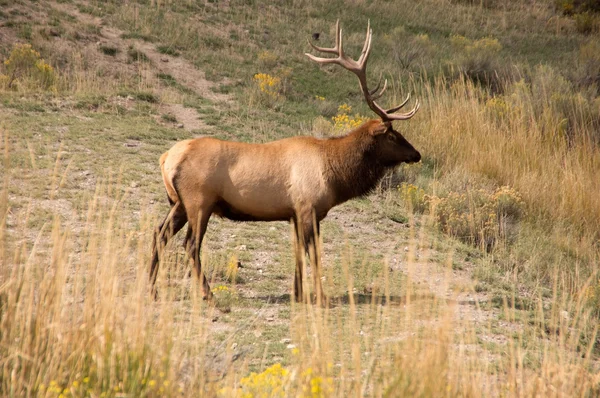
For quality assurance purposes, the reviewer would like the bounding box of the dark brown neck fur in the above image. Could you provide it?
[322,123,390,205]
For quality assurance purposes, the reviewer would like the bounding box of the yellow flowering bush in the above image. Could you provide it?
[485,96,512,122]
[399,183,428,213]
[223,363,289,398]
[300,367,334,398]
[219,363,333,398]
[226,254,240,283]
[258,50,278,68]
[430,186,525,250]
[253,73,282,107]
[331,104,368,133]
[400,184,525,250]
[213,284,238,313]
[584,281,600,316]
[1,43,56,90]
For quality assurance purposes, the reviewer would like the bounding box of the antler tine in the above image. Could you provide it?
[369,74,382,96]
[307,20,340,55]
[386,93,411,114]
[371,79,388,101]
[386,99,420,121]
[357,20,372,68]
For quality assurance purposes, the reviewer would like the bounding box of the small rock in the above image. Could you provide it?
[266,316,275,322]
[161,57,169,62]
[237,244,247,251]
[177,123,184,129]
[212,316,218,322]
[560,310,570,321]
[404,247,409,252]
[130,181,138,188]
[286,344,296,350]
[281,338,291,344]
[231,343,238,350]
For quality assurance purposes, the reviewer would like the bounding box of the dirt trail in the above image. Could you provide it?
[50,0,228,132]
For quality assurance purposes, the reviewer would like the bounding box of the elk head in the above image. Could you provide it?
[306,20,421,166]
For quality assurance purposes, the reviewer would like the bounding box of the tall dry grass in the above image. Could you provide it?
[403,72,600,292]
[1,129,599,396]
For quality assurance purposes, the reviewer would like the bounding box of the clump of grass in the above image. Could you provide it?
[121,32,155,42]
[74,94,107,110]
[99,44,119,56]
[129,91,158,103]
[157,45,180,57]
[127,46,149,63]
[161,113,177,123]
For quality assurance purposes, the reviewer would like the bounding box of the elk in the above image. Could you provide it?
[150,20,421,303]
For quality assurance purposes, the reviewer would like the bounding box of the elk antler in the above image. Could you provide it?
[306,20,420,122]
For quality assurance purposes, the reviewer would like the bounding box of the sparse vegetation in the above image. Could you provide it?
[1,0,599,396]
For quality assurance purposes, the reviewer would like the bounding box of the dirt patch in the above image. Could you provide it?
[159,103,211,132]
[133,40,230,104]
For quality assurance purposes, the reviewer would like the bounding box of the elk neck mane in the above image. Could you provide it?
[321,120,389,205]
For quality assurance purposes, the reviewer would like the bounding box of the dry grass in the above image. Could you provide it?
[0,165,598,396]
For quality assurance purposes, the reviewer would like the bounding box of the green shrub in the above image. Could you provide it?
[449,35,504,91]
[556,0,600,15]
[99,45,119,56]
[576,40,600,93]
[574,12,600,34]
[157,45,180,57]
[399,183,428,213]
[429,186,525,250]
[0,43,56,91]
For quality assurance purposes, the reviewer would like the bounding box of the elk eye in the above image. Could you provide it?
[387,134,395,141]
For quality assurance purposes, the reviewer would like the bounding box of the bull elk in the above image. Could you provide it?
[150,20,421,303]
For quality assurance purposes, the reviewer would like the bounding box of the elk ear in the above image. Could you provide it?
[368,121,390,136]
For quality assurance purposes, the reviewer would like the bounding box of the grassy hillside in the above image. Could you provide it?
[1,0,599,396]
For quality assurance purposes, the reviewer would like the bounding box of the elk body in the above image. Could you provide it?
[150,21,421,303]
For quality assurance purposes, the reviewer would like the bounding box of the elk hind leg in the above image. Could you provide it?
[150,202,188,297]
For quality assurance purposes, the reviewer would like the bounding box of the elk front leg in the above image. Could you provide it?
[294,210,325,305]
[292,218,305,303]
